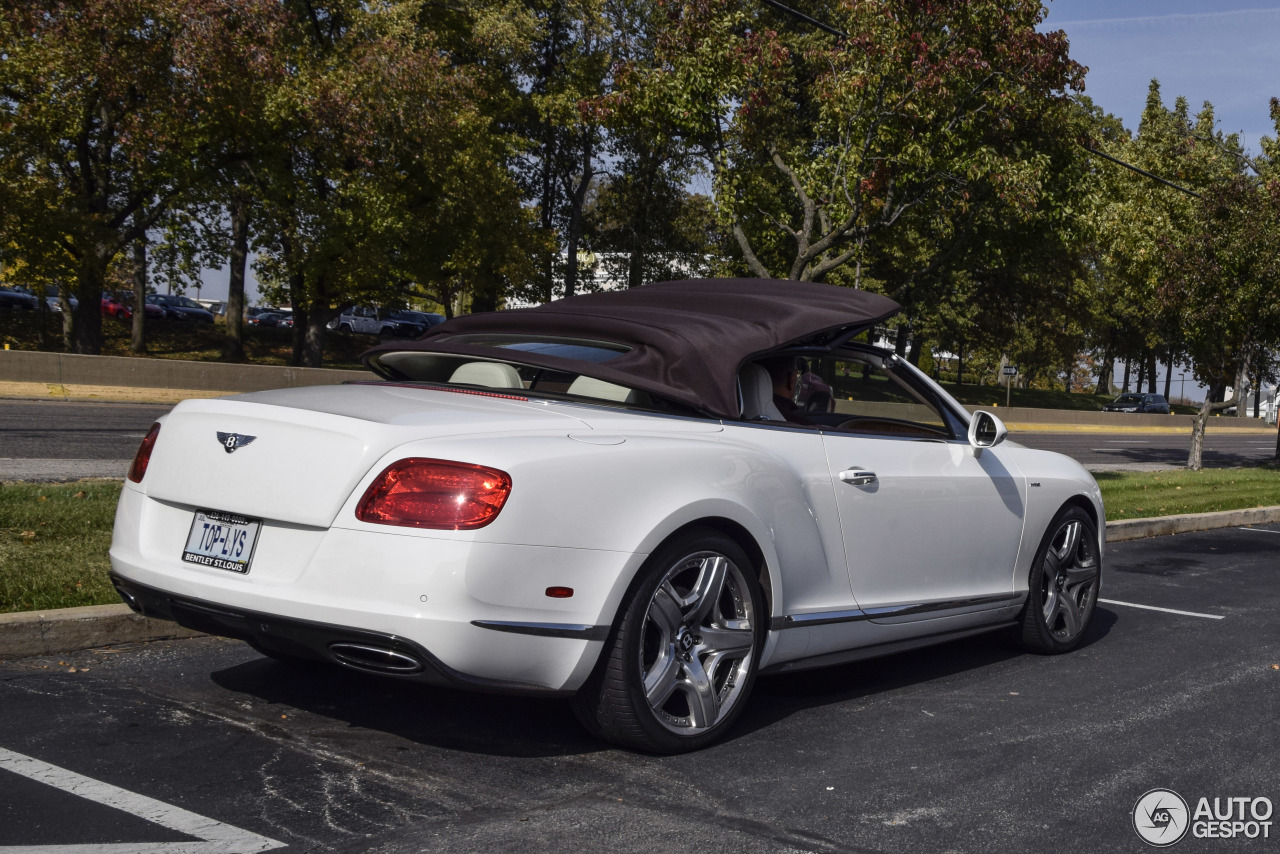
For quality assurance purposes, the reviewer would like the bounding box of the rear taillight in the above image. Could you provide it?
[127,423,161,483]
[356,458,512,530]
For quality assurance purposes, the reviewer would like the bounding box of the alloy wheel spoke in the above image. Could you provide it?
[698,624,754,657]
[650,583,685,638]
[1042,585,1061,624]
[678,653,720,728]
[1057,592,1083,638]
[643,647,681,708]
[686,556,728,625]
[1054,521,1082,562]
[1062,562,1098,591]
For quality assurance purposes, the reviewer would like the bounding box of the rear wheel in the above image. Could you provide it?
[573,529,762,753]
[1016,506,1100,653]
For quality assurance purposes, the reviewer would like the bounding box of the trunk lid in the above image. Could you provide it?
[142,384,591,528]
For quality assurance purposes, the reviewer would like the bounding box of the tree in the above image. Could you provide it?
[0,0,286,354]
[617,0,1083,285]
[1164,177,1280,469]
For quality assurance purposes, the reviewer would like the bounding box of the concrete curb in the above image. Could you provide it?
[0,604,203,661]
[2,504,1278,661]
[1104,504,1280,543]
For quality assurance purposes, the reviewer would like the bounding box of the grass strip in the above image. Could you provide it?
[3,468,1280,614]
[0,481,121,613]
[1095,465,1280,519]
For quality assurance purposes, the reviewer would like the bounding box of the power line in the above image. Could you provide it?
[756,0,847,38]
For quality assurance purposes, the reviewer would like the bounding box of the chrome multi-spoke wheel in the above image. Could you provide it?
[640,551,756,734]
[1017,506,1100,653]
[573,530,761,753]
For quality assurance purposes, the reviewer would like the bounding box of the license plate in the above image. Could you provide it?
[182,510,261,573]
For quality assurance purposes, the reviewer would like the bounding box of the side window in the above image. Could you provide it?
[807,354,952,438]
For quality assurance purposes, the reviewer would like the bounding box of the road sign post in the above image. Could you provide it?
[1002,365,1017,408]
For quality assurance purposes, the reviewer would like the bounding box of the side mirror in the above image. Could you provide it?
[968,410,1008,449]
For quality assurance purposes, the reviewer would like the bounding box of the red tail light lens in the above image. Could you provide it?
[356,459,512,530]
[127,423,162,483]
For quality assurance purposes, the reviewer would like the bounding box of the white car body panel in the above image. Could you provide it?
[111,381,1103,693]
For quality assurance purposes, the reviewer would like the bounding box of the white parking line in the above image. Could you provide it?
[0,746,284,853]
[1098,598,1225,620]
[1238,527,1280,534]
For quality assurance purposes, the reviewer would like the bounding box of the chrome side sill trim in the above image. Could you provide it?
[471,620,610,641]
[772,593,1022,630]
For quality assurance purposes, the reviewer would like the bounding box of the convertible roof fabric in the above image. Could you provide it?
[363,278,901,419]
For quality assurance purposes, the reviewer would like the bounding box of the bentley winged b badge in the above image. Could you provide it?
[216,431,257,454]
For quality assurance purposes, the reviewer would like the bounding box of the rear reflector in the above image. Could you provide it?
[128,423,162,483]
[545,587,574,599]
[356,458,512,530]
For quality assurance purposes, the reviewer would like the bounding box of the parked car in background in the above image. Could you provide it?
[1102,393,1170,414]
[112,278,1105,754]
[0,285,39,310]
[387,310,446,334]
[104,293,165,320]
[43,286,79,313]
[247,311,288,327]
[330,306,441,338]
[146,294,215,323]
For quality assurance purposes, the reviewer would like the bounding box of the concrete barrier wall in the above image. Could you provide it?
[0,349,370,392]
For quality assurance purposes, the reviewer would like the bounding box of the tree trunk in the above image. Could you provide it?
[300,309,326,368]
[1121,358,1131,392]
[70,245,111,355]
[1135,352,1146,392]
[956,344,965,387]
[562,135,595,300]
[131,236,147,354]
[907,332,924,368]
[1235,362,1248,418]
[1147,351,1157,393]
[1254,378,1262,420]
[1163,355,1173,400]
[1187,398,1209,471]
[1095,346,1113,395]
[223,198,250,362]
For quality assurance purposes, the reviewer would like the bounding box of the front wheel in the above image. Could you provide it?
[1016,505,1101,653]
[573,529,762,753]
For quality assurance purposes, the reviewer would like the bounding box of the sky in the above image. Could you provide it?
[1043,0,1280,153]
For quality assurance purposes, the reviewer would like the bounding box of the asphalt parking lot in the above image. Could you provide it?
[1,524,1278,853]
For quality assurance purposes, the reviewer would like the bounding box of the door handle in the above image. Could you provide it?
[839,468,877,486]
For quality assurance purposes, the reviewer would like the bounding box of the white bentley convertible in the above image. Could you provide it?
[110,279,1104,753]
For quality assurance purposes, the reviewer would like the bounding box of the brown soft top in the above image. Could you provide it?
[362,278,900,419]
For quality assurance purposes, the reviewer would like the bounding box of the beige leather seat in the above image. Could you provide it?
[448,361,523,389]
[739,364,784,421]
[567,375,637,403]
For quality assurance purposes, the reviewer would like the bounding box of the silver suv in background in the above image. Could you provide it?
[330,306,445,338]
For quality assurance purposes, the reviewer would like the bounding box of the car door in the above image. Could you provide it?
[814,353,1027,618]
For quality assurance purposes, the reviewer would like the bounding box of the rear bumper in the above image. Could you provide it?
[111,573,574,696]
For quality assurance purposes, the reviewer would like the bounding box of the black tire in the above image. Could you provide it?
[572,529,763,753]
[338,323,353,334]
[1015,505,1101,654]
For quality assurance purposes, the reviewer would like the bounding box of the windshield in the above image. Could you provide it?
[1113,394,1143,404]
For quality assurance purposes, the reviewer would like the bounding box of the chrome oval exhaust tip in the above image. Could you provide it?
[328,642,424,674]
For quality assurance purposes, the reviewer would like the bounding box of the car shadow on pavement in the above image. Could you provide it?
[208,611,1116,758]
[209,656,601,759]
[736,609,1117,740]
